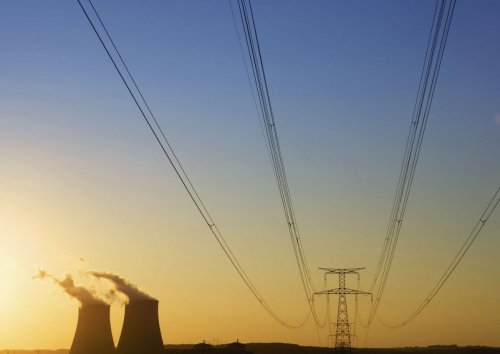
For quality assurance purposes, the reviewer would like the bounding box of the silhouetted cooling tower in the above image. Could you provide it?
[117,300,164,354]
[70,304,115,354]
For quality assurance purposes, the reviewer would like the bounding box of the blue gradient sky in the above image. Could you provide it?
[1,0,499,349]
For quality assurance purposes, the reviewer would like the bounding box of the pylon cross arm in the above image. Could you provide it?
[315,288,371,296]
[319,267,365,274]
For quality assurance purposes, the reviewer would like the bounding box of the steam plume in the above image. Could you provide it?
[34,269,107,306]
[89,271,155,302]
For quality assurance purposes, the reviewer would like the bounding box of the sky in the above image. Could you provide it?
[1,0,499,349]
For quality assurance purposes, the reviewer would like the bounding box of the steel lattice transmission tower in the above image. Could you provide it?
[315,268,370,353]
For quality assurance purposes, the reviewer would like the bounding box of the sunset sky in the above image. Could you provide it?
[1,0,499,349]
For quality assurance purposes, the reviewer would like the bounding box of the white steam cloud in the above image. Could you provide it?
[89,271,156,302]
[34,269,107,306]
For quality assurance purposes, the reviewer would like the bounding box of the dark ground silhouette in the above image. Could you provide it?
[165,343,500,354]
[4,343,499,354]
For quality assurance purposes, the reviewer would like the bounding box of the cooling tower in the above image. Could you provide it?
[117,300,164,354]
[70,304,115,354]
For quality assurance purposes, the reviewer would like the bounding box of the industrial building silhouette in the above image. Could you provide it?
[69,304,115,354]
[69,300,164,354]
[168,341,252,354]
[118,300,164,354]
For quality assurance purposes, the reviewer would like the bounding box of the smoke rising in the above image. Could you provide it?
[34,269,107,306]
[89,271,156,302]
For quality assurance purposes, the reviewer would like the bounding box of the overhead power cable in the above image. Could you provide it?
[76,0,308,329]
[230,0,325,328]
[377,186,500,328]
[363,0,457,328]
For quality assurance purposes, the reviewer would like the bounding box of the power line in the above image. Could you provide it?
[377,186,500,328]
[76,0,307,329]
[363,0,457,328]
[228,0,274,167]
[230,0,325,328]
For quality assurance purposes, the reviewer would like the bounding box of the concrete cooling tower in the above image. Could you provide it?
[117,300,164,354]
[70,304,116,354]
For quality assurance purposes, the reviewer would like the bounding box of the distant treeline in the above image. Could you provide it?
[165,343,500,354]
[3,344,499,354]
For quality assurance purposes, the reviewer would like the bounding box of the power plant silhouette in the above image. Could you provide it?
[117,300,165,354]
[70,304,115,354]
[69,300,165,354]
[35,269,165,354]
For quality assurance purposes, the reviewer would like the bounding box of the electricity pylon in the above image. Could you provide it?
[315,268,370,353]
